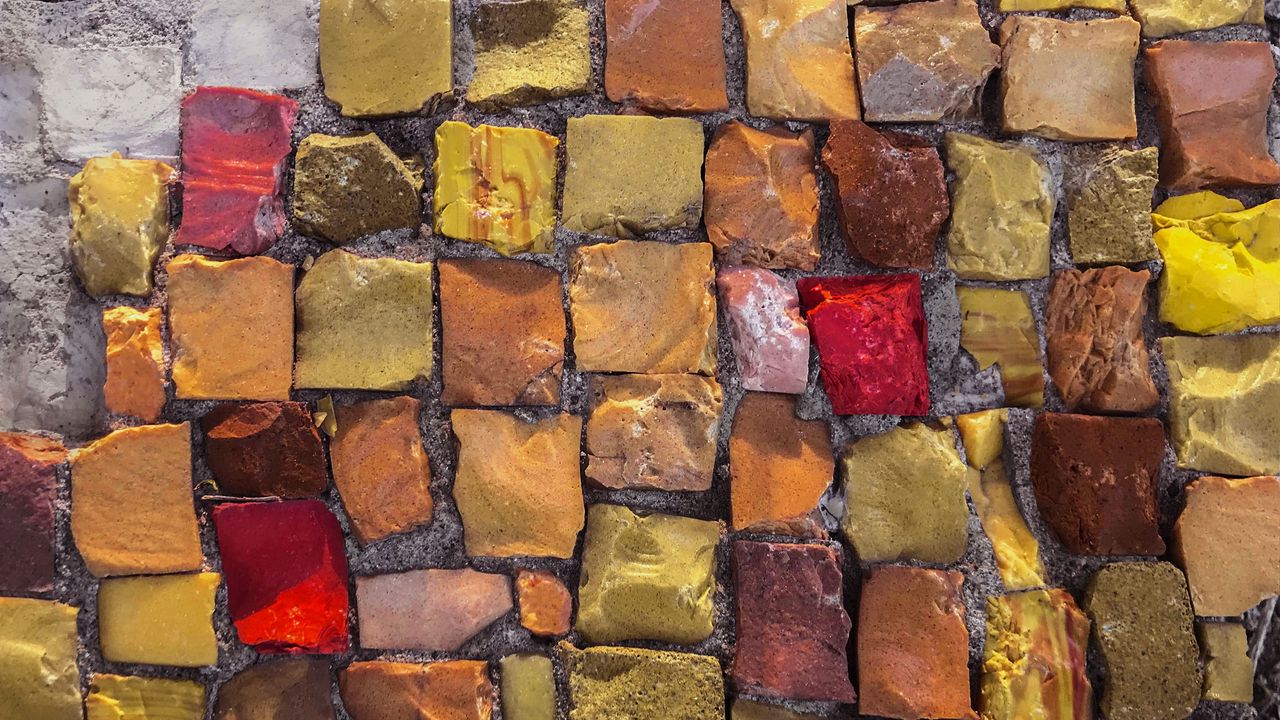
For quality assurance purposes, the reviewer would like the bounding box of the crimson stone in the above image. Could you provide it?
[796,275,929,416]
[202,401,328,498]
[0,433,65,594]
[213,500,350,654]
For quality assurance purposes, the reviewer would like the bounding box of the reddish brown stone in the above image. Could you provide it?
[340,660,494,720]
[215,658,336,720]
[1031,413,1166,556]
[516,569,572,637]
[729,393,832,538]
[202,402,328,498]
[0,433,65,594]
[1145,40,1280,189]
[1045,267,1158,413]
[604,0,728,112]
[822,120,948,270]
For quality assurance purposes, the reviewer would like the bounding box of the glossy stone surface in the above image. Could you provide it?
[577,504,718,645]
[1175,475,1280,617]
[516,569,573,637]
[981,589,1092,720]
[1067,147,1160,264]
[0,433,63,594]
[716,267,810,394]
[102,306,164,421]
[356,569,512,651]
[604,0,727,112]
[294,249,433,390]
[214,659,336,720]
[340,661,493,720]
[189,0,317,90]
[330,396,433,544]
[729,393,832,537]
[798,274,929,416]
[1132,0,1265,37]
[85,675,204,720]
[704,122,820,271]
[569,240,717,374]
[732,541,855,702]
[468,0,591,107]
[957,287,1044,408]
[858,566,972,720]
[98,573,220,667]
[502,654,556,720]
[439,258,564,406]
[203,401,328,498]
[213,501,350,654]
[584,374,722,491]
[0,598,80,720]
[558,643,725,720]
[68,153,172,296]
[1197,623,1254,702]
[452,410,584,558]
[292,133,424,243]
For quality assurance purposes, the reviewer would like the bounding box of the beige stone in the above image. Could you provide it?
[102,305,165,422]
[1175,475,1280,617]
[356,568,513,651]
[1132,0,1265,37]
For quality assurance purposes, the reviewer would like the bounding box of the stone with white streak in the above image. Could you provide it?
[716,267,809,394]
[189,0,318,89]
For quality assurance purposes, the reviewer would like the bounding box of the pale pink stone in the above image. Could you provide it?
[717,266,810,394]
[356,568,513,650]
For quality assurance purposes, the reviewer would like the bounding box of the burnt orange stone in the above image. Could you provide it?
[202,402,328,498]
[102,306,165,422]
[0,433,66,594]
[604,0,728,112]
[729,393,832,538]
[340,660,493,720]
[516,569,573,637]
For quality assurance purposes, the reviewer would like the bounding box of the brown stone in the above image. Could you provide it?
[1145,40,1280,189]
[0,433,65,594]
[102,306,165,422]
[1175,475,1280,617]
[201,402,328,498]
[604,0,727,112]
[1045,267,1158,413]
[1030,413,1165,556]
[704,122,820,271]
[516,569,573,637]
[340,660,493,720]
[214,658,335,720]
[585,374,723,492]
[729,393,832,537]
[356,569,513,651]
[438,258,564,407]
[823,120,947,269]
[330,396,433,545]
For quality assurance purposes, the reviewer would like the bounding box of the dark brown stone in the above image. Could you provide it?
[214,658,336,720]
[202,401,328,498]
[0,433,65,594]
[1030,413,1165,556]
[822,120,948,269]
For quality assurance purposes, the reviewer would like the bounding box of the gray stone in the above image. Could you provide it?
[0,54,42,176]
[189,0,318,89]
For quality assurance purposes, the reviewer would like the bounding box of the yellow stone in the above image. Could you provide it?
[0,598,80,720]
[102,305,166,422]
[68,152,173,297]
[732,700,821,720]
[433,121,558,255]
[957,287,1044,407]
[295,249,433,390]
[981,589,1093,720]
[999,0,1124,8]
[1197,623,1254,703]
[1152,193,1280,335]
[1131,0,1264,37]
[319,0,452,117]
[957,408,1007,470]
[468,0,592,107]
[500,653,556,720]
[98,573,220,667]
[86,675,205,720]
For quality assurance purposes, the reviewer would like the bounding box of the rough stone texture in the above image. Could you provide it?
[981,589,1092,720]
[189,0,318,89]
[68,154,172,296]
[1132,0,1265,37]
[558,642,725,720]
[716,267,810,394]
[854,0,998,123]
[730,0,859,121]
[340,660,493,720]
[1083,562,1201,720]
[98,573,221,667]
[957,287,1044,408]
[704,122,819,271]
[330,396,434,544]
[202,401,328,498]
[438,258,564,406]
[1161,334,1280,477]
[569,240,717,374]
[1175,475,1280,617]
[729,393,831,537]
[516,569,572,638]
[731,541,855,703]
[1197,623,1255,703]
[584,374,722,491]
[944,133,1054,280]
[604,0,728,112]
[999,0,1124,8]
[501,654,556,720]
[452,410,584,558]
[732,701,822,720]
[467,0,592,108]
[85,674,204,720]
[1067,147,1160,264]
[0,433,63,594]
[214,659,336,720]
[858,566,972,720]
[291,133,424,244]
[561,115,704,237]
[0,598,80,720]
[70,423,202,577]
[355,569,512,651]
[1145,40,1280,190]
[102,306,165,422]
[576,504,719,645]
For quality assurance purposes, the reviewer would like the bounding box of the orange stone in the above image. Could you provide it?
[516,569,572,637]
[340,660,494,720]
[729,393,833,538]
[102,306,165,422]
[604,0,728,112]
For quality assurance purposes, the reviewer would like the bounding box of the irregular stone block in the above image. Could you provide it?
[167,254,294,400]
[0,433,63,594]
[85,675,204,720]
[561,115,704,237]
[1132,0,1264,37]
[944,133,1054,280]
[569,240,717,374]
[68,153,172,296]
[214,659,336,720]
[202,401,328,498]
[704,122,819,271]
[0,598,80,720]
[716,267,810,394]
[1175,475,1280,617]
[577,504,719,645]
[732,541,855,702]
[1083,562,1201,720]
[356,569,512,651]
[981,589,1092,720]
[340,660,493,720]
[319,0,452,117]
[729,393,832,537]
[292,133,424,243]
[1197,622,1254,703]
[797,275,929,415]
[854,0,999,122]
[190,0,318,89]
[213,501,350,654]
[501,654,556,720]
[823,120,948,269]
[439,258,564,406]
[731,0,859,121]
[957,287,1044,408]
[516,569,572,637]
[98,573,221,667]
[604,0,727,112]
[558,642,725,720]
[102,306,165,422]
[294,249,433,391]
[452,410,583,558]
[1067,147,1160,264]
[468,0,591,107]
[1145,40,1280,189]
[858,566,972,720]
[584,374,723,491]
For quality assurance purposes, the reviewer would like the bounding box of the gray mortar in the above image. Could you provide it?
[1,0,1279,718]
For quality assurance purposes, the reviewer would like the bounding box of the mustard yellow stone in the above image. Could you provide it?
[958,287,1045,407]
[1131,0,1264,37]
[468,0,591,108]
[68,152,173,297]
[433,121,558,255]
[86,675,205,720]
[0,598,80,720]
[1197,623,1254,703]
[98,573,220,667]
[982,589,1093,720]
[1153,193,1280,335]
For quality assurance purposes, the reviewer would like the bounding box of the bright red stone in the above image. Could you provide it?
[177,86,297,255]
[796,274,929,415]
[213,500,350,654]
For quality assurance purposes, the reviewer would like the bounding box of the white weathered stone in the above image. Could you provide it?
[189,0,319,89]
[0,56,40,149]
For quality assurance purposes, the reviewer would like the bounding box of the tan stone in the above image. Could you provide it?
[1175,475,1280,617]
[729,393,832,537]
[957,287,1045,408]
[340,660,494,720]
[102,305,165,421]
[1132,0,1265,37]
[356,569,513,651]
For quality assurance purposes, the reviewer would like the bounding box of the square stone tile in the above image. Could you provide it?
[558,642,724,719]
[604,0,727,112]
[189,0,318,89]
[98,573,220,667]
[468,0,591,108]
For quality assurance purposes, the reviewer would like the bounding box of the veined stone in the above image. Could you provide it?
[501,654,556,720]
[102,306,165,422]
[0,433,63,594]
[356,569,512,651]
[1068,147,1160,264]
[85,675,204,720]
[190,0,318,89]
[981,590,1093,720]
[0,598,80,720]
[292,133,424,244]
[214,659,336,720]
[957,287,1044,408]
[98,573,221,667]
[68,153,173,296]
[1132,0,1265,37]
[1175,475,1280,617]
[558,642,725,720]
[340,661,493,720]
[717,267,809,394]
[1197,623,1254,703]
[604,0,728,112]
[468,0,591,108]
[729,393,831,537]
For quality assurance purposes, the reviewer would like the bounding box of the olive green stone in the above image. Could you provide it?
[732,699,821,719]
[468,0,591,108]
[292,133,424,244]
[1068,147,1159,264]
[1198,622,1254,703]
[557,642,725,720]
[501,654,556,720]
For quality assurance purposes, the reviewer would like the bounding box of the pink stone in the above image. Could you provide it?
[716,266,810,394]
[356,568,513,651]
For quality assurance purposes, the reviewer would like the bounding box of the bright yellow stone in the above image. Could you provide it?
[982,589,1093,720]
[86,675,205,720]
[68,152,173,297]
[1153,193,1280,335]
[1131,0,1264,37]
[98,573,220,667]
[0,598,80,720]
[957,408,1007,470]
[999,0,1124,8]
[957,287,1044,407]
[433,121,558,255]
[1153,190,1244,220]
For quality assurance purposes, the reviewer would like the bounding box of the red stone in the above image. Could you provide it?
[213,500,350,654]
[730,540,856,703]
[177,87,298,255]
[796,275,929,416]
[0,433,65,594]
[202,401,328,498]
